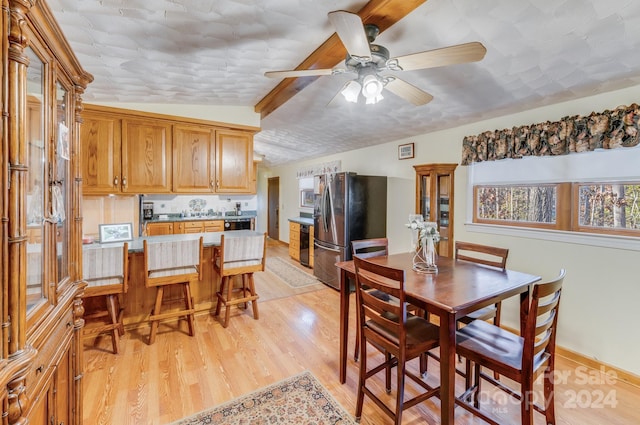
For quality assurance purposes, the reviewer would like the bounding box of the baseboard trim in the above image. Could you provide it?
[555,345,640,388]
[501,325,640,388]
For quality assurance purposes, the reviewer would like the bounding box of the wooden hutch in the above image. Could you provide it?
[414,163,457,257]
[1,1,92,424]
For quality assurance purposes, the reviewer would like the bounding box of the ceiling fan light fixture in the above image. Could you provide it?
[361,74,384,103]
[341,80,361,103]
[365,93,383,105]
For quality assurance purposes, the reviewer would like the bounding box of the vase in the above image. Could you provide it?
[412,235,438,273]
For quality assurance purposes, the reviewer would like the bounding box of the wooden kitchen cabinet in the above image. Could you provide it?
[173,124,216,193]
[81,114,173,194]
[183,221,204,233]
[414,163,457,258]
[81,106,258,195]
[204,220,224,232]
[146,222,174,236]
[289,222,301,261]
[80,112,122,194]
[215,130,254,193]
[310,225,315,268]
[121,118,173,193]
[146,220,224,236]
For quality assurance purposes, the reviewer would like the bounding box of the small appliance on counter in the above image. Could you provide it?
[235,202,242,216]
[142,202,154,220]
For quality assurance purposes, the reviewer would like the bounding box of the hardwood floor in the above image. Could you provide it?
[82,240,640,424]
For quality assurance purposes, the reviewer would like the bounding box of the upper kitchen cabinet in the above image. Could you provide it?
[80,105,259,195]
[215,130,254,194]
[173,124,215,193]
[80,111,122,195]
[121,118,173,193]
[414,163,457,258]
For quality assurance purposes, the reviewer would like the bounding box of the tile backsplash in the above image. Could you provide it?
[83,194,258,238]
[143,194,258,216]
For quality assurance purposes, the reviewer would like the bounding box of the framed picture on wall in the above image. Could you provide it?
[300,189,315,208]
[398,142,414,160]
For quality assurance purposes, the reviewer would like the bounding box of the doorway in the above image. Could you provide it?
[267,177,279,240]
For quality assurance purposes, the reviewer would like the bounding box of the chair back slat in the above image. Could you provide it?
[354,256,406,349]
[146,238,201,272]
[523,269,565,371]
[352,238,389,259]
[219,233,266,273]
[83,243,129,293]
[455,241,509,270]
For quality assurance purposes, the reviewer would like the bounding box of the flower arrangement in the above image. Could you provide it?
[406,217,440,244]
[406,216,439,273]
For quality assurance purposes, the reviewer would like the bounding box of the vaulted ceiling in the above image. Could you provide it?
[47,0,640,166]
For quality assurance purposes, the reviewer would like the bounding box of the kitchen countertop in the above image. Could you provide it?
[83,230,261,253]
[288,216,314,226]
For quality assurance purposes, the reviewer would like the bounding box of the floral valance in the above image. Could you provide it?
[296,160,341,178]
[461,103,640,165]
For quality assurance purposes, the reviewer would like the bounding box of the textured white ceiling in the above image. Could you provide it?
[47,0,640,167]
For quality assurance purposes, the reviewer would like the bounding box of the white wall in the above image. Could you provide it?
[262,83,640,377]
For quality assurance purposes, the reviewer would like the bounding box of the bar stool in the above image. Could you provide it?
[143,236,203,344]
[82,243,129,354]
[213,232,266,328]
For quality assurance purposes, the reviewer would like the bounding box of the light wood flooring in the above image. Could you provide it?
[82,240,640,424]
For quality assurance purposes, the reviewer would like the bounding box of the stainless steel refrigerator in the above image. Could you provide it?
[313,172,387,290]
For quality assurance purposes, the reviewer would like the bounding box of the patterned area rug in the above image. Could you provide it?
[265,256,320,288]
[167,371,356,425]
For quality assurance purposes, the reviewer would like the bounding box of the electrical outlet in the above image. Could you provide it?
[244,202,248,206]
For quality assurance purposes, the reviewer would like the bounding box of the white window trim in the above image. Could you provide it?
[466,146,640,252]
[464,221,640,252]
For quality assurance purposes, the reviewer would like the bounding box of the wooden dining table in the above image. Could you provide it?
[335,252,541,424]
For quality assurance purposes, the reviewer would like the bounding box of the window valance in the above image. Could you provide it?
[296,160,341,178]
[461,103,640,165]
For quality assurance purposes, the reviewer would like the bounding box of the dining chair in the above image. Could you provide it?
[351,238,429,374]
[353,256,440,425]
[351,238,388,361]
[455,269,566,425]
[213,232,266,328]
[82,243,129,354]
[454,241,510,376]
[143,236,203,345]
[455,241,509,324]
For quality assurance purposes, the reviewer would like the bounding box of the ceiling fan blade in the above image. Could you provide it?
[391,42,487,72]
[264,69,335,78]
[384,78,433,106]
[328,10,371,62]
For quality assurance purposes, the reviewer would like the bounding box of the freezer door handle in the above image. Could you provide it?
[314,241,341,253]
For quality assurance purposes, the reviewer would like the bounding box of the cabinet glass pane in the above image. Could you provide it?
[26,47,46,311]
[420,175,430,219]
[55,81,70,283]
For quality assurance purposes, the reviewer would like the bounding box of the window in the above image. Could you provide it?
[473,181,640,237]
[574,182,640,236]
[467,146,640,246]
[474,183,572,230]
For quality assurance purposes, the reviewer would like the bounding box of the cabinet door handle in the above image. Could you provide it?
[113,176,119,186]
[122,176,127,187]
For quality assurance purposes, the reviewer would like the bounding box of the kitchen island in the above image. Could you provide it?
[82,230,260,329]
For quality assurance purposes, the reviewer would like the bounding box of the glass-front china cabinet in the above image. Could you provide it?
[2,2,92,424]
[414,164,457,257]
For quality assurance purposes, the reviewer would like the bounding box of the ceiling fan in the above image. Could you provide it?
[264,10,487,106]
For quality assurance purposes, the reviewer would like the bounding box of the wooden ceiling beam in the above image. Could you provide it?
[254,0,427,119]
